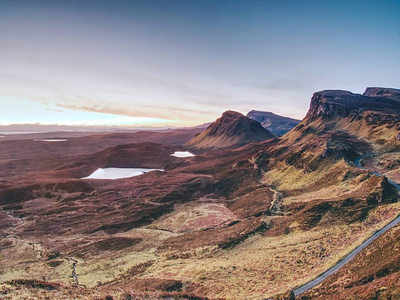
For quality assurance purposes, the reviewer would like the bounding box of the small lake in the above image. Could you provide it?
[82,168,163,180]
[171,151,195,157]
[34,139,68,142]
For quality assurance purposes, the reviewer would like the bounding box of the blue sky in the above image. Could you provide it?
[0,0,399,126]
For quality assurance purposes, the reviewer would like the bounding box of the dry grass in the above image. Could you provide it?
[131,203,400,299]
[3,206,400,299]
[149,202,237,233]
[263,159,348,191]
[2,167,399,299]
[282,172,382,205]
[0,281,164,300]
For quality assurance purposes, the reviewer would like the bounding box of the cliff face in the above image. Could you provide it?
[305,89,400,122]
[186,110,276,149]
[246,110,300,136]
[363,87,400,101]
[305,90,355,120]
[283,87,400,156]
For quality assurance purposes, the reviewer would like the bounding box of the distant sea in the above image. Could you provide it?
[0,131,53,135]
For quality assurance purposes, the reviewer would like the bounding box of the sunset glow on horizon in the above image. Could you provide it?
[0,96,182,127]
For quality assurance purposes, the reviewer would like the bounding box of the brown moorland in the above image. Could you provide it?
[0,87,399,299]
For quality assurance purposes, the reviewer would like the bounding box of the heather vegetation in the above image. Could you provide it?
[0,88,399,299]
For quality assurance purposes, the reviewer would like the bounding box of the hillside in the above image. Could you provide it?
[186,110,276,149]
[301,222,400,300]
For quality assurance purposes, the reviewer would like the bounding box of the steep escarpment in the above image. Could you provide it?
[363,87,400,101]
[305,89,400,121]
[246,110,300,136]
[263,88,400,190]
[284,88,400,152]
[186,110,276,149]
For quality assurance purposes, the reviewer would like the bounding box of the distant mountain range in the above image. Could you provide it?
[246,110,301,136]
[0,123,210,135]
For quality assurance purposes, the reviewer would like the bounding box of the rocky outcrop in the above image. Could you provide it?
[246,110,300,136]
[363,87,400,101]
[321,141,359,161]
[186,111,276,149]
[305,90,360,120]
[305,88,400,122]
[364,113,399,125]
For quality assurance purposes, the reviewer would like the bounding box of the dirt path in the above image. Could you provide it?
[355,152,400,189]
[269,189,284,215]
[69,258,79,285]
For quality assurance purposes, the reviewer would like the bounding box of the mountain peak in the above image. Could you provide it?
[221,110,243,117]
[186,110,276,149]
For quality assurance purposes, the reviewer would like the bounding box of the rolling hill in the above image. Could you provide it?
[186,110,276,149]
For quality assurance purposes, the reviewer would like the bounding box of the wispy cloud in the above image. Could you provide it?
[46,108,64,113]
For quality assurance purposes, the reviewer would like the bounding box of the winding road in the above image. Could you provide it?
[355,153,400,189]
[293,153,400,296]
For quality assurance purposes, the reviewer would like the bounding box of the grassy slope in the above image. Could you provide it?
[300,223,400,300]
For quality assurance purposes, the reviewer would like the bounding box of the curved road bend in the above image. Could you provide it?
[293,153,400,296]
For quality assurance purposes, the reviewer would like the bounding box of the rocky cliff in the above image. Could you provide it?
[287,87,400,152]
[363,87,400,101]
[305,89,400,122]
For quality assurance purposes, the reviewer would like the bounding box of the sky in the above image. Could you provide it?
[1,0,399,127]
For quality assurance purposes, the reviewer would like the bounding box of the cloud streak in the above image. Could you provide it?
[46,108,64,113]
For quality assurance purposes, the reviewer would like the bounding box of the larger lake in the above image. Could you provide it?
[171,151,195,157]
[82,168,163,180]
